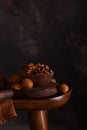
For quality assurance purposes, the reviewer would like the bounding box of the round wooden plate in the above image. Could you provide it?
[13,89,72,110]
[14,82,58,98]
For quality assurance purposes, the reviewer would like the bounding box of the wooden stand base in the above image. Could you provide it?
[13,90,72,130]
[28,110,48,130]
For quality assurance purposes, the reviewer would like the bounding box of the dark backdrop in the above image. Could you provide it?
[0,0,86,82]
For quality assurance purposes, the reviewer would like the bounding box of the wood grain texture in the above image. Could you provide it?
[13,90,72,110]
[28,110,48,130]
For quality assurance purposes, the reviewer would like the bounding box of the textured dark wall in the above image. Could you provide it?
[0,0,86,83]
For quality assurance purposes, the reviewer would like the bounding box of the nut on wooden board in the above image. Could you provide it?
[59,83,69,94]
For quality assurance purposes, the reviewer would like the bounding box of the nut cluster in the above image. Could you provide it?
[21,63,54,76]
[8,74,33,91]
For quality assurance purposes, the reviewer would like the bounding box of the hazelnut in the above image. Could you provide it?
[21,78,33,90]
[11,83,22,90]
[51,78,56,83]
[59,83,69,94]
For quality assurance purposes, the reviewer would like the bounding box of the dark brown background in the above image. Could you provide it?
[0,0,87,129]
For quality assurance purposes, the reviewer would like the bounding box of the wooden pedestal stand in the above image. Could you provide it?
[13,90,72,130]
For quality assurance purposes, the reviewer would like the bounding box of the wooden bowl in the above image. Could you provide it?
[13,89,72,110]
[13,82,57,98]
